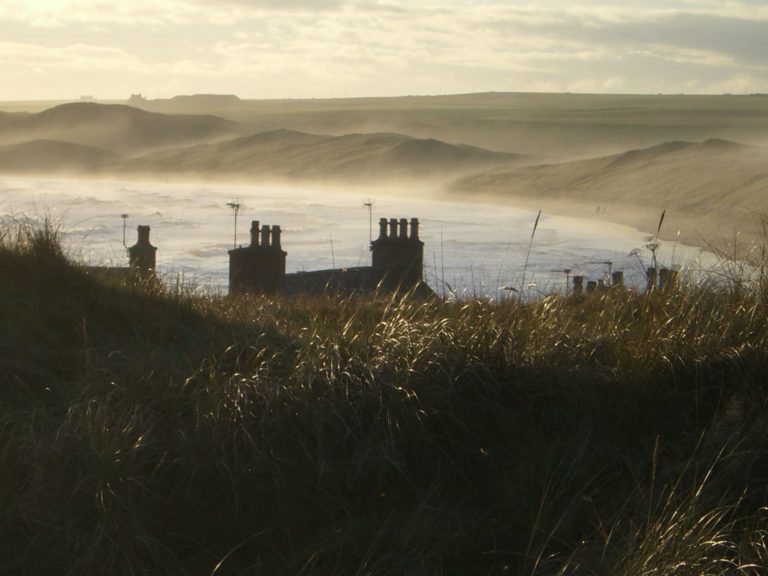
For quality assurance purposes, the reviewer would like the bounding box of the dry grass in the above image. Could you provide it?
[2,220,768,575]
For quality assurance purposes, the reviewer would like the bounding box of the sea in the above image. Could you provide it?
[0,176,728,299]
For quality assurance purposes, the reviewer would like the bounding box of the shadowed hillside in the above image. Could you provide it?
[0,102,239,155]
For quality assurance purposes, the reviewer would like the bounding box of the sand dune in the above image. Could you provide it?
[452,138,768,245]
[0,139,118,173]
[116,129,521,181]
[0,103,238,155]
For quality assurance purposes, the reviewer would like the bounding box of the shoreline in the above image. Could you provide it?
[444,191,766,263]
[3,170,764,266]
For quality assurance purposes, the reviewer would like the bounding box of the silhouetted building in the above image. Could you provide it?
[370,217,424,292]
[128,225,157,276]
[228,221,287,295]
[229,217,430,297]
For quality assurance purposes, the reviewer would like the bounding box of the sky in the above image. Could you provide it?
[1,0,767,100]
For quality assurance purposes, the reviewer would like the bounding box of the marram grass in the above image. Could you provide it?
[2,220,768,575]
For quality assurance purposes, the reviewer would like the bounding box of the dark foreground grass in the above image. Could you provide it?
[2,222,768,575]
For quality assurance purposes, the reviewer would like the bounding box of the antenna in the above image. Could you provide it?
[588,260,613,278]
[546,267,572,294]
[363,199,374,242]
[120,213,129,247]
[226,200,242,249]
[330,233,336,269]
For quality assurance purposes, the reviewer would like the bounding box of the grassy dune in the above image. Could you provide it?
[3,220,768,575]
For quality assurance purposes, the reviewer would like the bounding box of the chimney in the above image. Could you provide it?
[572,275,584,295]
[410,218,420,240]
[399,218,408,240]
[389,218,398,238]
[271,225,281,249]
[612,270,624,288]
[250,220,260,247]
[261,224,271,247]
[128,224,157,276]
[137,225,151,245]
[586,280,597,294]
[378,218,388,240]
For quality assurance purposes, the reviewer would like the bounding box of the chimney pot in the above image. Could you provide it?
[261,224,271,247]
[410,218,420,240]
[378,218,388,240]
[389,218,398,238]
[271,225,281,249]
[250,220,260,247]
[137,225,150,245]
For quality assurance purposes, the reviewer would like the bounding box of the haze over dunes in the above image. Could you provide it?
[0,140,118,173]
[0,102,522,183]
[124,92,768,160]
[117,129,521,182]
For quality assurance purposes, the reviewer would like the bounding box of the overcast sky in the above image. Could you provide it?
[1,0,767,100]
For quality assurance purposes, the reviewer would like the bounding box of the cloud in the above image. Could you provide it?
[2,0,768,98]
[0,41,143,71]
[183,0,349,9]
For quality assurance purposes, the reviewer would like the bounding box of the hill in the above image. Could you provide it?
[452,138,768,244]
[0,139,118,173]
[0,102,239,155]
[117,129,521,181]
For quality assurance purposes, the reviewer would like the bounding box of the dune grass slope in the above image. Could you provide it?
[2,221,768,575]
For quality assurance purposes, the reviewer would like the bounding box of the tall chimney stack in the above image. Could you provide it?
[378,218,388,240]
[410,218,420,240]
[128,225,157,276]
[250,220,260,247]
